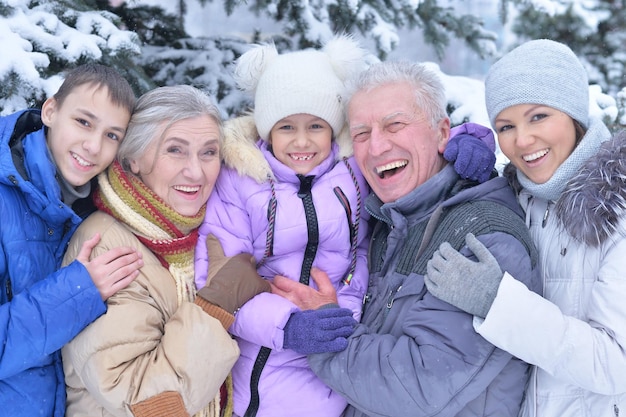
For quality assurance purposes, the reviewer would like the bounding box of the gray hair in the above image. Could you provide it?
[117,85,224,172]
[345,60,448,129]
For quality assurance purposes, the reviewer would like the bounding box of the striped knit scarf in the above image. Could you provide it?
[94,161,231,417]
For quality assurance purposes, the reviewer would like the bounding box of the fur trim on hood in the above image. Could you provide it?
[555,130,626,247]
[220,114,354,184]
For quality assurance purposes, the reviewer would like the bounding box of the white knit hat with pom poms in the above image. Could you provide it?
[233,35,370,151]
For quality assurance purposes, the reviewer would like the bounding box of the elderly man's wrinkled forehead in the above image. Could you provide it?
[345,62,448,129]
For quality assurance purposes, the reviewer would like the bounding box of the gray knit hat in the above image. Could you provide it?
[485,39,589,128]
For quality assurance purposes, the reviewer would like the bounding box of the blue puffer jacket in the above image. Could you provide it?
[0,110,106,417]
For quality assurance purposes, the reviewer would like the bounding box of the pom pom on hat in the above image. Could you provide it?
[233,43,278,94]
[233,35,369,141]
[485,39,590,128]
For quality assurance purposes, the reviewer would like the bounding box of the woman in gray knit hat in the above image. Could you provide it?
[425,39,626,417]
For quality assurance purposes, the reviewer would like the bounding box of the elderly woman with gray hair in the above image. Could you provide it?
[61,85,269,417]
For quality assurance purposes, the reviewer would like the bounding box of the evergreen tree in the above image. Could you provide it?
[215,0,499,60]
[1,0,622,126]
[0,0,143,113]
[103,0,252,116]
[500,0,626,129]
[1,0,503,117]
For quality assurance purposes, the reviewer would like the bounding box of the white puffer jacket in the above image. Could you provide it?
[476,129,626,417]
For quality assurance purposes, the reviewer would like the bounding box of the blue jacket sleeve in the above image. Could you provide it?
[0,261,105,379]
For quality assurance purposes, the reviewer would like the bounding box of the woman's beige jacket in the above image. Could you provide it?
[61,212,239,417]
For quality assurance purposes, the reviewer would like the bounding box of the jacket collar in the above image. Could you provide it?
[555,129,626,246]
[366,164,459,227]
[261,140,339,184]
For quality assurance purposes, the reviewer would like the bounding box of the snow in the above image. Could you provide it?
[0,1,141,113]
[526,0,609,30]
[298,6,334,44]
[619,89,626,126]
[0,0,619,164]
[366,8,400,56]
[0,12,50,112]
[430,63,510,168]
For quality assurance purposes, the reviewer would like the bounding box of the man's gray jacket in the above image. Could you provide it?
[309,164,541,417]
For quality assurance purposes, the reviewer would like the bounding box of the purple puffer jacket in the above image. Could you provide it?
[194,117,370,417]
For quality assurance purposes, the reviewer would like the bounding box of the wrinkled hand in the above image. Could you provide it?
[283,307,356,355]
[425,233,503,318]
[271,268,338,310]
[445,122,496,183]
[77,233,143,301]
[196,234,270,314]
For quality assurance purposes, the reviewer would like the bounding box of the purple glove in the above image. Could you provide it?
[283,307,356,355]
[445,122,496,183]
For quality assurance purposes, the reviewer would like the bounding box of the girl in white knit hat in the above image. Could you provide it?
[425,39,626,417]
[194,34,498,416]
[194,35,371,417]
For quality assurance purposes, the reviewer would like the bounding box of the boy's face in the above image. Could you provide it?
[269,113,333,175]
[42,83,131,187]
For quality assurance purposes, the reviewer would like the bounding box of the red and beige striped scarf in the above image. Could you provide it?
[94,161,203,305]
[94,161,232,417]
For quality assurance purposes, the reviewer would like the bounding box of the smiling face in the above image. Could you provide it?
[495,104,577,184]
[42,83,131,187]
[349,82,449,203]
[269,113,333,175]
[128,115,221,217]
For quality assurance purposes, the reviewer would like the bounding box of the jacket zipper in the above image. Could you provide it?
[333,186,354,246]
[381,285,403,323]
[363,293,371,306]
[386,286,402,308]
[5,277,12,301]
[542,205,550,228]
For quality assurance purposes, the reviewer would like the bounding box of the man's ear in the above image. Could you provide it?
[40,97,58,126]
[437,117,451,154]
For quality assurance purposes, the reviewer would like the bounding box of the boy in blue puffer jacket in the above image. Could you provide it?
[0,63,144,417]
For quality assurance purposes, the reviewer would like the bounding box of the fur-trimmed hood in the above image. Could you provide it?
[220,113,354,184]
[555,130,626,247]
